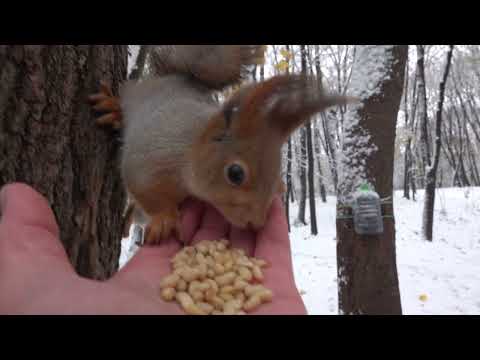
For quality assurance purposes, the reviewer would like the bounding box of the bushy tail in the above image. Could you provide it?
[149,45,266,90]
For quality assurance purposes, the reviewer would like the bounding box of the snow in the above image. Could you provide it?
[338,46,396,204]
[290,187,480,315]
[120,187,480,315]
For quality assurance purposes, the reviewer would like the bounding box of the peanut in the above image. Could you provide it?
[197,302,214,315]
[159,239,273,315]
[237,267,253,282]
[160,287,176,302]
[224,260,234,271]
[179,267,200,282]
[215,272,236,286]
[176,279,187,292]
[213,263,226,276]
[245,284,266,297]
[252,258,269,268]
[206,279,219,293]
[219,293,235,302]
[234,278,249,291]
[160,274,179,289]
[220,285,235,295]
[176,292,206,315]
[235,292,246,303]
[211,296,225,310]
[252,265,264,281]
[224,299,243,313]
[244,294,263,312]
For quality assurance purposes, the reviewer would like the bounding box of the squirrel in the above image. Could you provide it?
[89,45,353,245]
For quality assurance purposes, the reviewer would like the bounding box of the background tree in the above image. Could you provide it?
[336,45,408,314]
[422,45,454,241]
[0,45,128,280]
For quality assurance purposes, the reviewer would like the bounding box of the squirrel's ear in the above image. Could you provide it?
[234,74,357,138]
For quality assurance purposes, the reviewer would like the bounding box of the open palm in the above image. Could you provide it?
[0,183,306,315]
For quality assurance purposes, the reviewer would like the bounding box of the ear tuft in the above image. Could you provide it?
[234,74,355,137]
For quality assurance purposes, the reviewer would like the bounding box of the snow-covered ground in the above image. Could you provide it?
[291,187,480,315]
[120,187,480,315]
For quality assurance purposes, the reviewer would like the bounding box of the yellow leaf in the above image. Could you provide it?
[280,48,294,61]
[419,294,428,302]
[275,60,289,72]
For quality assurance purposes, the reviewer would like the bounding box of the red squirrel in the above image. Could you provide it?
[89,45,352,245]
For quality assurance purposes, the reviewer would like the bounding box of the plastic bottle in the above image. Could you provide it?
[351,184,384,235]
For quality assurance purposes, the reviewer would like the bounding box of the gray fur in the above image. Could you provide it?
[120,75,218,192]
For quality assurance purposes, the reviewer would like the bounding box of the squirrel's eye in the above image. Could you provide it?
[224,162,247,187]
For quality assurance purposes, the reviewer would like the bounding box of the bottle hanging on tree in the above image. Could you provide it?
[352,184,384,236]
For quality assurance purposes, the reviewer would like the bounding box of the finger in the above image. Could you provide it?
[178,198,205,245]
[253,197,302,301]
[191,204,230,244]
[254,196,294,273]
[228,226,256,257]
[0,183,59,239]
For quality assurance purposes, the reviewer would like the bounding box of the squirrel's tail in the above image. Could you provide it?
[149,45,266,90]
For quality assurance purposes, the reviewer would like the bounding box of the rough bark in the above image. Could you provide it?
[0,45,128,280]
[336,45,408,315]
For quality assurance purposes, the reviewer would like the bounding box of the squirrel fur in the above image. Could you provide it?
[90,45,352,245]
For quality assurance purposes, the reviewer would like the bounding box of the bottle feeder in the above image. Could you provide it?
[351,184,384,236]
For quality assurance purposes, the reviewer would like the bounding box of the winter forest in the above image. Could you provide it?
[0,45,479,315]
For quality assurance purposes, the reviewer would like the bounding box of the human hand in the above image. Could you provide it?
[0,183,306,315]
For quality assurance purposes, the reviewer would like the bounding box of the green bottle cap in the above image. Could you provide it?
[359,183,371,192]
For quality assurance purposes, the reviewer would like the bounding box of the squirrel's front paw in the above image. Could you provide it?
[144,211,180,245]
[88,81,123,130]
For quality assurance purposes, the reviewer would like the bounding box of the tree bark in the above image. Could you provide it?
[422,45,454,241]
[314,124,327,203]
[336,45,407,315]
[416,45,430,188]
[403,58,411,199]
[306,120,318,234]
[301,45,318,235]
[295,45,308,226]
[0,45,128,280]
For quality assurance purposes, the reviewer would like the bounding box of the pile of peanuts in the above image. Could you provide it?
[159,239,273,315]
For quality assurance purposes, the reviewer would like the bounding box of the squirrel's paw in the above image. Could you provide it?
[144,210,180,245]
[88,82,123,130]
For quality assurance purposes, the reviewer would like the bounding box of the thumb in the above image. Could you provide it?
[0,183,72,271]
[0,183,60,239]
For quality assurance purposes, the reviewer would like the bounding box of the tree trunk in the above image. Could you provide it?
[416,45,431,191]
[314,124,327,203]
[403,57,411,200]
[301,45,318,235]
[295,45,308,226]
[297,124,308,226]
[0,45,128,280]
[306,120,318,235]
[336,45,408,315]
[422,45,454,241]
